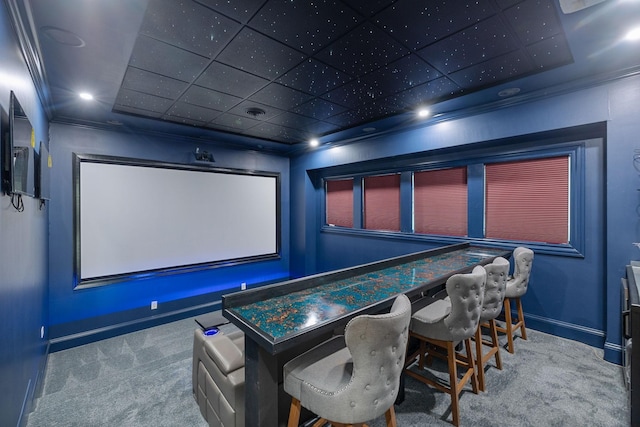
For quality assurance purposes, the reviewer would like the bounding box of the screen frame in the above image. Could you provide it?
[72,153,281,289]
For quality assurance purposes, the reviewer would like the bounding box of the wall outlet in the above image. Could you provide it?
[151,300,158,310]
[241,282,247,290]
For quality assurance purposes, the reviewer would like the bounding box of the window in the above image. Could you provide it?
[485,156,569,244]
[363,174,400,231]
[414,167,467,236]
[325,178,353,227]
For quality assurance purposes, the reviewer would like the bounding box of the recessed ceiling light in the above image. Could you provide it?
[309,138,319,147]
[625,26,640,41]
[417,108,430,118]
[79,92,94,101]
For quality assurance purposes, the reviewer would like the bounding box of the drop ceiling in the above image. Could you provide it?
[15,0,640,151]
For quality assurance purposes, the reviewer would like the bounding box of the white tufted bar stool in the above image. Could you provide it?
[404,266,486,427]
[496,247,534,354]
[283,294,411,427]
[474,257,509,392]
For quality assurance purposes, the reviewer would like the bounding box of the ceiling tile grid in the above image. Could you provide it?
[112,0,575,144]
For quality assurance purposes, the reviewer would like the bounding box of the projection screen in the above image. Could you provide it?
[73,154,280,288]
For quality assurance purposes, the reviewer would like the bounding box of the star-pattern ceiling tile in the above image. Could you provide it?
[180,86,243,111]
[276,59,351,96]
[216,28,307,80]
[140,0,239,59]
[248,83,314,110]
[417,15,521,74]
[211,112,262,130]
[193,0,265,24]
[195,61,269,98]
[293,98,348,120]
[448,50,533,89]
[325,101,394,128]
[114,88,175,114]
[166,101,221,122]
[121,67,188,100]
[267,111,322,131]
[315,22,409,77]
[340,0,397,18]
[361,54,442,97]
[322,79,385,109]
[128,34,209,81]
[374,0,498,50]
[503,0,564,46]
[248,0,361,55]
[383,77,463,110]
[526,35,573,70]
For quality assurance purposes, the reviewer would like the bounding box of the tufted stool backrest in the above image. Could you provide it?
[442,265,487,342]
[506,246,534,298]
[480,257,510,322]
[333,293,411,424]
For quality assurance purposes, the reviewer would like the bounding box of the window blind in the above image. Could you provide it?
[364,174,401,231]
[326,178,353,227]
[485,156,569,244]
[414,167,468,236]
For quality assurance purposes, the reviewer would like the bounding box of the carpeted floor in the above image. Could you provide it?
[26,315,629,426]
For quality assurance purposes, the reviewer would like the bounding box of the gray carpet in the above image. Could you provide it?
[26,315,629,426]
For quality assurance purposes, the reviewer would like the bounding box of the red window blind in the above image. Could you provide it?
[414,167,468,236]
[364,174,401,231]
[485,156,569,244]
[326,179,353,227]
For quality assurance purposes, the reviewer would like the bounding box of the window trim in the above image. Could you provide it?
[319,140,587,258]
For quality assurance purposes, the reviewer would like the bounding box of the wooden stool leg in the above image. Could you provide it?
[464,338,479,394]
[503,298,515,354]
[489,319,502,370]
[385,406,397,427]
[288,398,302,427]
[447,341,461,427]
[474,326,486,392]
[516,297,527,340]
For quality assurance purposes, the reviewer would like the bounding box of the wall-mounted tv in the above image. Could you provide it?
[0,105,8,194]
[2,91,35,198]
[36,140,51,200]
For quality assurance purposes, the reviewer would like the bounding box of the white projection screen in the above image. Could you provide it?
[73,154,280,288]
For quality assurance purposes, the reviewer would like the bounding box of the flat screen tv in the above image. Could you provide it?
[36,140,51,200]
[5,91,35,197]
[0,105,8,194]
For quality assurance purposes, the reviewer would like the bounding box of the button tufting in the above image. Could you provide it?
[360,334,366,340]
[371,350,376,356]
[350,401,356,407]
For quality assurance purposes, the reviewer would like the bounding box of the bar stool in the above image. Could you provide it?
[404,266,486,427]
[497,246,534,354]
[474,257,509,391]
[283,294,411,427]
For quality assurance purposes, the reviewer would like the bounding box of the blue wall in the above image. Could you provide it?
[47,123,290,348]
[0,3,50,426]
[290,76,640,364]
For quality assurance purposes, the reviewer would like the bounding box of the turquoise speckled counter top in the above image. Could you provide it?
[229,246,506,341]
